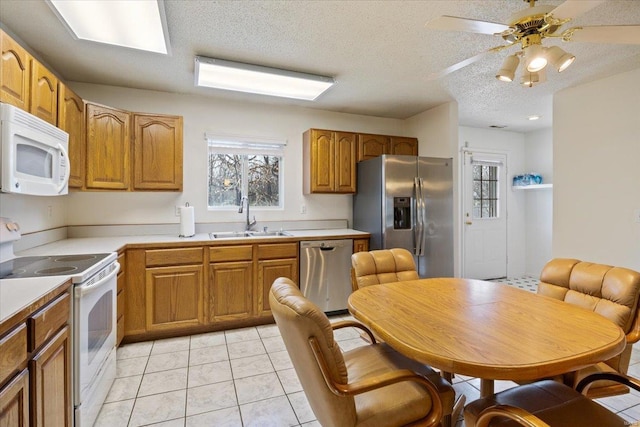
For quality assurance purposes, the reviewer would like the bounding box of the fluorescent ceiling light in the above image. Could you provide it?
[47,0,169,54]
[195,56,335,101]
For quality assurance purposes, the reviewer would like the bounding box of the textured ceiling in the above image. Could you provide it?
[1,0,639,133]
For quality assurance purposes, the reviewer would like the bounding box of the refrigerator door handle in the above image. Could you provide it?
[418,177,427,256]
[414,177,424,256]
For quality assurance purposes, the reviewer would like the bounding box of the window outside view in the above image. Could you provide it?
[207,141,283,209]
[472,164,498,219]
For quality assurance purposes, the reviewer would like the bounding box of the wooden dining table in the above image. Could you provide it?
[347,277,627,397]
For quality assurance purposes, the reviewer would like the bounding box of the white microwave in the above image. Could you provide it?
[0,103,70,196]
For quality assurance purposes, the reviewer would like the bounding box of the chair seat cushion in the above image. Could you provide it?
[344,343,454,427]
[464,380,627,427]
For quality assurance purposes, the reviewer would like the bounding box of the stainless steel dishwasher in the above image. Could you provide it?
[300,239,353,313]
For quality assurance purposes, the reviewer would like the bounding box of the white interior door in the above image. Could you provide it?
[462,151,507,279]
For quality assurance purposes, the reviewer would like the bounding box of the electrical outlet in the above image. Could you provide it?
[300,204,307,214]
[635,209,640,224]
[175,206,181,216]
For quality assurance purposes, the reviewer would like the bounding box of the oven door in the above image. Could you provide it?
[73,261,119,404]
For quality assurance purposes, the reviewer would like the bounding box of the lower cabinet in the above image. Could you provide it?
[0,369,29,427]
[0,285,71,427]
[30,326,71,427]
[209,261,253,322]
[257,258,297,317]
[146,265,204,332]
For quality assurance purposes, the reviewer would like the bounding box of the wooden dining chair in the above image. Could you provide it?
[351,248,419,291]
[269,277,457,427]
[464,372,640,427]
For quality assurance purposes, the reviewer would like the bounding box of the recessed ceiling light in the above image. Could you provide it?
[527,115,541,121]
[195,56,335,101]
[46,0,170,54]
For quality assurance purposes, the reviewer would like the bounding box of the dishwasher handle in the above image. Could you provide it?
[300,240,349,250]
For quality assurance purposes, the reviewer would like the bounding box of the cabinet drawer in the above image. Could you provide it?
[209,245,253,263]
[146,247,203,267]
[28,292,70,352]
[258,243,298,260]
[0,323,27,384]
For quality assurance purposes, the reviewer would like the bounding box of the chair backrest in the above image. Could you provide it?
[351,248,419,289]
[269,277,357,427]
[539,258,640,336]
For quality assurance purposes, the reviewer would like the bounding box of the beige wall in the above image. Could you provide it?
[553,68,640,271]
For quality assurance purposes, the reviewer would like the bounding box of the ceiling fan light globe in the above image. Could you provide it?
[524,44,547,72]
[496,54,520,83]
[526,57,547,72]
[547,46,576,72]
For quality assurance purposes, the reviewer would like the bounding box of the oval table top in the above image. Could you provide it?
[347,278,626,382]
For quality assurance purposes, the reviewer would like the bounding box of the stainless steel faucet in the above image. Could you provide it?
[238,196,257,231]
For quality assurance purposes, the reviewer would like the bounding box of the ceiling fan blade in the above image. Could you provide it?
[426,16,510,35]
[549,0,605,21]
[564,25,640,44]
[427,51,493,81]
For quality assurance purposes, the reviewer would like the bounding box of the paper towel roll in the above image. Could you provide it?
[179,204,195,237]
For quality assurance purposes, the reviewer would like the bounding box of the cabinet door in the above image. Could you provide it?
[29,59,58,125]
[308,129,335,193]
[257,258,297,317]
[116,252,126,346]
[133,114,183,191]
[86,103,131,190]
[357,134,389,162]
[0,369,29,427]
[146,265,204,331]
[209,261,253,322]
[30,326,71,427]
[390,137,418,156]
[334,131,356,193]
[58,83,85,189]
[0,31,30,111]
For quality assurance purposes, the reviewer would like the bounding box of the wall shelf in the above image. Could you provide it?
[512,184,553,191]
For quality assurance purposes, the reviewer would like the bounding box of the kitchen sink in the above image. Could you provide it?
[208,230,291,239]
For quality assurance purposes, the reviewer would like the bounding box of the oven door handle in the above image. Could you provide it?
[75,262,120,297]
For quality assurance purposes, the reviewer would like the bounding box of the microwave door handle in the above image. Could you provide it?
[75,262,120,297]
[56,143,71,194]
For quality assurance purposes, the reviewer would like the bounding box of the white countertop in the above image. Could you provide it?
[2,228,368,323]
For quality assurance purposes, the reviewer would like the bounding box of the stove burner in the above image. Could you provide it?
[35,266,78,275]
[54,255,97,262]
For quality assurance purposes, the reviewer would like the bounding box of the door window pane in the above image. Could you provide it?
[472,164,499,219]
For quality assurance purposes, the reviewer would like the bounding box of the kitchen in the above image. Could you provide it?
[1,1,640,426]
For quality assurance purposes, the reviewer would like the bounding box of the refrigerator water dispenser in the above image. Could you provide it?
[393,197,411,229]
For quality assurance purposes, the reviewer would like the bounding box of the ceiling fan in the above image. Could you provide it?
[426,0,640,86]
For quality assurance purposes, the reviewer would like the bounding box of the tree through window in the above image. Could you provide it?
[207,136,284,209]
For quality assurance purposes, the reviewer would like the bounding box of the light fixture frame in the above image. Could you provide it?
[45,0,171,55]
[194,56,335,101]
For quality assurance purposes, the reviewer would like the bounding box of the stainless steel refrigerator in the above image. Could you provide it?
[353,155,453,278]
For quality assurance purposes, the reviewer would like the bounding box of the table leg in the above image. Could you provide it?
[480,379,494,397]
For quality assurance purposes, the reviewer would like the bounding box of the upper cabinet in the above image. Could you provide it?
[58,83,85,189]
[86,103,131,190]
[357,133,390,162]
[29,59,58,125]
[133,113,183,191]
[303,129,356,194]
[1,31,30,110]
[390,136,418,156]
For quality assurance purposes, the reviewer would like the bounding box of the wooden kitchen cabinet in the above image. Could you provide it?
[303,129,356,194]
[208,245,254,323]
[357,133,390,162]
[0,30,30,111]
[256,243,298,317]
[144,247,205,332]
[0,369,29,427]
[132,113,183,191]
[86,102,131,190]
[390,136,418,156]
[0,283,71,427]
[58,83,85,189]
[29,59,58,125]
[30,326,71,427]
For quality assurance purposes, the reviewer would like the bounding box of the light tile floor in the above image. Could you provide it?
[97,277,640,427]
